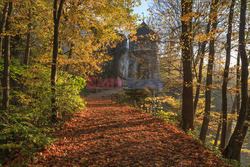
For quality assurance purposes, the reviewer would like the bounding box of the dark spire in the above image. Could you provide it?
[135,21,156,37]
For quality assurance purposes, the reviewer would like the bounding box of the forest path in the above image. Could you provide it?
[31,97,230,167]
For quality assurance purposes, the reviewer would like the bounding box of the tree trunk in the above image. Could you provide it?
[193,21,211,114]
[213,110,222,148]
[223,98,249,162]
[51,0,65,123]
[222,0,248,162]
[181,0,194,132]
[220,0,236,150]
[225,95,237,146]
[193,42,201,68]
[24,9,31,66]
[199,0,218,143]
[236,52,240,113]
[2,2,12,111]
[0,2,8,58]
[227,51,241,145]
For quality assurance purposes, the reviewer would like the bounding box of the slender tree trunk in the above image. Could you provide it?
[226,51,241,145]
[236,52,240,113]
[220,0,236,150]
[2,2,12,111]
[193,42,201,68]
[213,110,222,148]
[0,2,8,58]
[51,0,65,123]
[24,9,31,66]
[225,95,237,145]
[222,0,248,162]
[193,21,211,114]
[199,0,218,143]
[181,0,194,132]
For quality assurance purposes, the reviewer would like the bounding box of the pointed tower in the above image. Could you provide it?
[129,21,159,80]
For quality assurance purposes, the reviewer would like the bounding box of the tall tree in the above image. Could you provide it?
[2,1,12,111]
[193,17,211,114]
[236,52,241,114]
[199,0,219,143]
[225,42,241,146]
[51,0,65,123]
[0,2,8,58]
[181,0,194,131]
[222,0,248,162]
[213,109,222,147]
[225,94,237,145]
[220,0,236,150]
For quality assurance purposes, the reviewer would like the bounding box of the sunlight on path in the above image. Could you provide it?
[31,97,230,167]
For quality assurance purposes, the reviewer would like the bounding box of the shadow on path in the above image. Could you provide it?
[30,98,231,167]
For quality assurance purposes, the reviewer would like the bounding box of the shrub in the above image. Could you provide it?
[0,61,86,165]
[115,89,151,107]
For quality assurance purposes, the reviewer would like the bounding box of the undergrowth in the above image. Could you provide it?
[0,60,86,165]
[114,89,181,126]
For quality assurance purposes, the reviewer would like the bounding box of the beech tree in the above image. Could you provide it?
[0,2,8,58]
[51,0,65,123]
[2,1,12,111]
[199,0,218,142]
[220,0,236,150]
[193,10,211,114]
[222,0,248,162]
[181,0,194,131]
